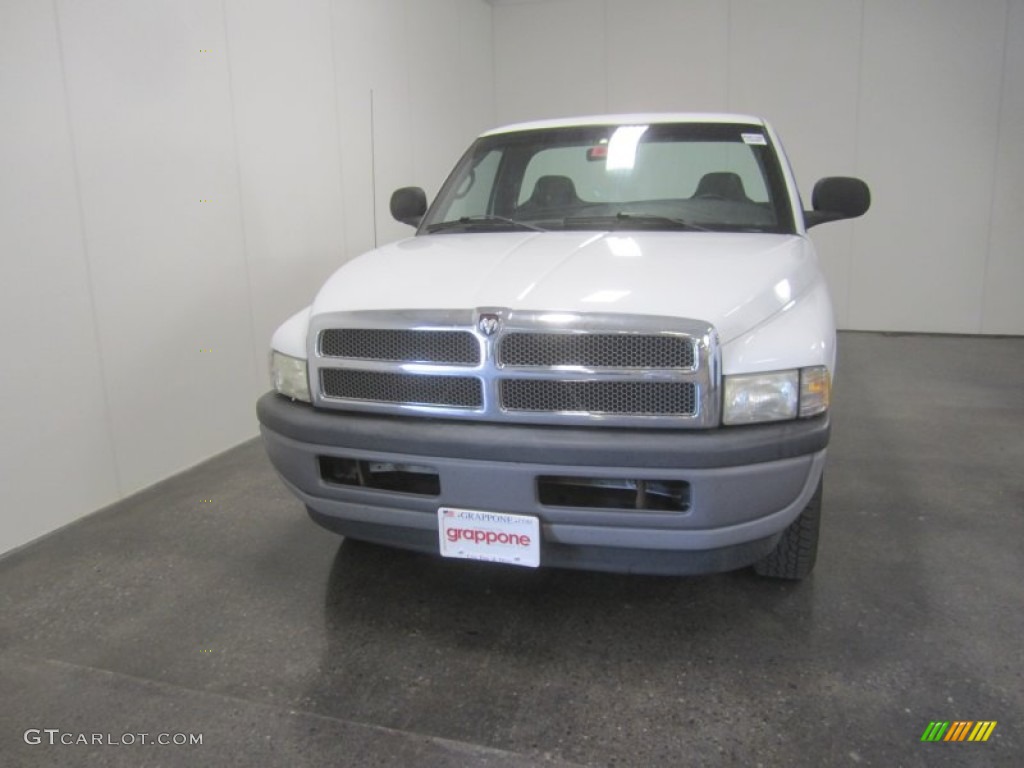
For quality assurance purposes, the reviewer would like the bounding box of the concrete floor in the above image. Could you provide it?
[1,332,1022,767]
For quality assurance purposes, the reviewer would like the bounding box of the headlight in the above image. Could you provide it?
[270,351,310,402]
[723,371,798,425]
[723,366,830,425]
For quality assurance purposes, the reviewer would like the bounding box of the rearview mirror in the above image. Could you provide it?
[804,177,870,228]
[391,187,427,227]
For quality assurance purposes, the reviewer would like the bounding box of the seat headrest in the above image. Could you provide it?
[695,172,749,202]
[530,175,579,207]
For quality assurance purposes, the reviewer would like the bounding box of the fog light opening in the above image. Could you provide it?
[319,456,440,496]
[538,476,690,512]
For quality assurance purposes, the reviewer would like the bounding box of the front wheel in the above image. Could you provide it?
[753,477,823,580]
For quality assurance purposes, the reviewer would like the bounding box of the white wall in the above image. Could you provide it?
[3,0,1020,555]
[0,0,494,556]
[492,0,1024,335]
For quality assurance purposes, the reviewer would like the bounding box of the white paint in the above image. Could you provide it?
[300,228,832,373]
[485,112,764,134]
[271,307,313,360]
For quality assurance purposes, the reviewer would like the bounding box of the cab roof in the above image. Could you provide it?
[481,113,767,137]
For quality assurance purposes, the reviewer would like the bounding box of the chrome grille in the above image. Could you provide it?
[501,380,697,416]
[499,333,695,369]
[319,329,479,365]
[308,309,719,428]
[321,369,482,408]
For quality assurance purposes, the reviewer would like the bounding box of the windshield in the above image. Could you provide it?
[421,122,795,235]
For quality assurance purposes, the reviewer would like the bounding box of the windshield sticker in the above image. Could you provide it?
[742,133,767,146]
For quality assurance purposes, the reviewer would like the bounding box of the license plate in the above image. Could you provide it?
[438,508,540,568]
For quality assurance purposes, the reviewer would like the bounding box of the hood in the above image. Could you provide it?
[312,231,821,343]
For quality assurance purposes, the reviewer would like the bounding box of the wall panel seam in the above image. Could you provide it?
[979,0,1013,332]
[847,0,868,329]
[328,0,350,262]
[51,0,123,497]
[404,0,415,240]
[490,0,497,123]
[725,0,733,109]
[603,0,609,112]
[220,0,260,397]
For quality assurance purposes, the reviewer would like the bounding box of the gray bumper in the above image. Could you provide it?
[257,392,829,575]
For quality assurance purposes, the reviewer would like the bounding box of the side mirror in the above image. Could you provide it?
[804,177,870,228]
[390,187,427,227]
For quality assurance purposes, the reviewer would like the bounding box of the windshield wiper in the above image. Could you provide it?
[425,215,547,234]
[564,212,710,232]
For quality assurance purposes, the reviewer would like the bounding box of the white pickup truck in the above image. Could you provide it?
[257,113,869,579]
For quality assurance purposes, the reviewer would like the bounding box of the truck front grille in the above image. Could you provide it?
[309,309,719,428]
[498,333,695,369]
[319,329,479,365]
[321,369,483,408]
[500,380,697,416]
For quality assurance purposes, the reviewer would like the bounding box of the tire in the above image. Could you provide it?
[753,477,823,580]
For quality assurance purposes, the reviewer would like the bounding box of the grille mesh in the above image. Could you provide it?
[320,329,479,365]
[499,333,695,369]
[500,380,696,416]
[321,369,482,408]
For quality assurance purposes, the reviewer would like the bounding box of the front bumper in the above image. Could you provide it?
[257,392,829,575]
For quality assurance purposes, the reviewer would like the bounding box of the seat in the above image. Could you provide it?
[519,175,581,214]
[694,172,751,203]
